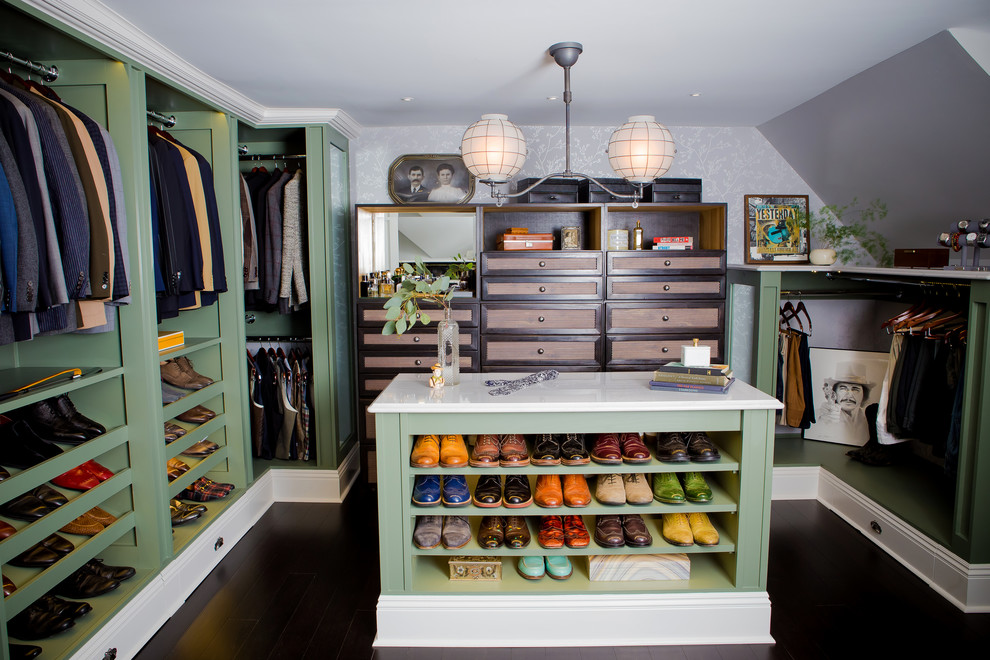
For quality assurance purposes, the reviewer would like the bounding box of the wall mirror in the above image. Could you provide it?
[357,209,477,275]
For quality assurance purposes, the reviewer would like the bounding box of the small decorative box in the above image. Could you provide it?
[681,337,711,367]
[588,553,690,581]
[497,233,553,250]
[157,330,185,353]
[607,229,629,251]
[448,556,502,581]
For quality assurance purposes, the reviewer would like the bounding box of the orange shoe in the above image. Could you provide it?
[410,435,440,468]
[439,434,468,468]
[534,474,563,508]
[562,473,592,507]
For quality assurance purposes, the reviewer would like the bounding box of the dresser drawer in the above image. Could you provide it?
[606,276,724,300]
[483,336,602,366]
[356,300,478,327]
[606,302,724,334]
[606,250,725,275]
[358,353,480,395]
[606,335,723,367]
[360,352,479,371]
[482,251,603,276]
[482,277,603,301]
[481,303,603,334]
[358,327,479,352]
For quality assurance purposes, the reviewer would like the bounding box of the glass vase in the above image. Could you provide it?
[437,307,460,386]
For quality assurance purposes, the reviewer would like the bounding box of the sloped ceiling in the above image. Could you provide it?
[758,31,990,250]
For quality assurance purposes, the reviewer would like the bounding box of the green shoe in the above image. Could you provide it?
[681,472,713,503]
[652,472,686,504]
[517,555,545,580]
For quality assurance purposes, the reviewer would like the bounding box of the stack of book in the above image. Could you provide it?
[650,362,734,394]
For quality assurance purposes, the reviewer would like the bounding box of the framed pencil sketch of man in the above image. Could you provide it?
[804,348,888,446]
[388,154,475,205]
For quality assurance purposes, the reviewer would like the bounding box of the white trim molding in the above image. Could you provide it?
[771,466,819,500]
[376,592,773,647]
[270,445,361,503]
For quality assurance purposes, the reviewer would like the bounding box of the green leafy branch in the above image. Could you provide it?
[381,256,474,335]
[806,198,893,267]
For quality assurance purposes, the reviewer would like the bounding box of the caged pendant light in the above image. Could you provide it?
[460,42,675,207]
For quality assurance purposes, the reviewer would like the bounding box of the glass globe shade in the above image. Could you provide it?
[607,115,675,184]
[460,114,527,183]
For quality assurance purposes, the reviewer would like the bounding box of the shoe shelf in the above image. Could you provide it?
[410,552,736,594]
[166,448,230,499]
[409,513,737,556]
[0,367,125,416]
[169,488,244,554]
[156,336,222,360]
[161,382,224,421]
[165,416,227,461]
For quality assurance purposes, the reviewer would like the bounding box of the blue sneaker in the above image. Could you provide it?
[412,475,441,507]
[442,475,471,507]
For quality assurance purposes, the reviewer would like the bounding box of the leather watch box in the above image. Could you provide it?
[650,177,702,203]
[448,555,502,581]
[512,177,579,204]
[588,553,690,581]
[497,233,554,251]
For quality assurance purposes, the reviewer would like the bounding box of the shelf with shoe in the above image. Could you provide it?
[0,369,126,415]
[155,337,222,360]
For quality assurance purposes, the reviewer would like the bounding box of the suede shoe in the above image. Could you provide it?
[652,472,686,504]
[161,360,210,390]
[621,514,653,547]
[681,472,713,502]
[620,432,652,464]
[590,433,622,465]
[661,513,694,546]
[517,555,545,580]
[562,473,592,507]
[411,475,441,507]
[686,432,721,462]
[595,473,625,505]
[656,432,690,462]
[545,555,573,580]
[503,474,533,508]
[563,515,590,548]
[504,515,531,548]
[478,515,505,549]
[469,433,500,467]
[594,514,624,548]
[410,434,440,468]
[531,433,561,466]
[622,473,653,504]
[412,515,442,549]
[441,475,470,507]
[499,434,529,466]
[173,356,215,388]
[537,515,564,549]
[441,515,471,549]
[534,474,562,508]
[161,381,192,404]
[688,512,720,546]
[472,474,502,507]
[439,434,468,468]
[560,433,590,465]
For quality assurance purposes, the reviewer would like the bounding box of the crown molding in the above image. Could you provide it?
[20,0,362,138]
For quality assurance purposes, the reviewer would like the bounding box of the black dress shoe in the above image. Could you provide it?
[36,594,92,619]
[32,484,68,508]
[531,433,561,466]
[7,605,74,640]
[0,422,52,468]
[686,431,721,462]
[81,558,135,582]
[503,474,533,507]
[40,534,74,556]
[52,570,120,599]
[9,643,43,659]
[0,494,53,522]
[9,543,61,568]
[472,474,502,507]
[560,433,590,465]
[51,394,106,438]
[655,432,690,462]
[20,399,89,444]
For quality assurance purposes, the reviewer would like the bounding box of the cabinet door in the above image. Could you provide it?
[482,277,603,301]
[607,276,724,300]
[482,251,603,276]
[606,335,723,367]
[606,302,724,334]
[482,303,603,334]
[607,250,726,275]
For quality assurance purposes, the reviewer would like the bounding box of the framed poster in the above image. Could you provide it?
[744,194,809,264]
[804,348,889,447]
[388,154,475,205]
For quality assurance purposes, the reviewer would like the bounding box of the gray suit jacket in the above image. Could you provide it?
[0,130,38,313]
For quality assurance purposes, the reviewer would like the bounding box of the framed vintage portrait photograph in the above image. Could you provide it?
[804,348,889,447]
[388,154,475,205]
[744,194,810,264]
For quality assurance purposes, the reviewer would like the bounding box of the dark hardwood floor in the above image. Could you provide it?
[135,488,990,659]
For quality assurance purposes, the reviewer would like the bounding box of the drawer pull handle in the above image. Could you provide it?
[538,348,545,354]
[662,315,670,322]
[549,195,557,201]
[539,261,546,267]
[662,347,669,353]
[870,521,882,535]
[413,336,421,343]
[664,259,672,266]
[663,285,671,291]
[415,359,422,366]
[673,194,681,200]
[538,316,545,322]
[539,286,546,293]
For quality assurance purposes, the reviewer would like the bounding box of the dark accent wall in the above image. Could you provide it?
[759,31,990,253]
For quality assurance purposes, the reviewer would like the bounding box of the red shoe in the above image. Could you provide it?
[81,460,114,481]
[563,515,590,548]
[52,467,100,491]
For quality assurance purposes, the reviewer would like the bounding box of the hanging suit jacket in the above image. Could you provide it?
[0,132,36,314]
[279,169,308,311]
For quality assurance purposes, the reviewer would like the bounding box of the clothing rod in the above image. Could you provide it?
[781,289,907,299]
[146,109,176,128]
[1,49,59,82]
[246,337,312,342]
[238,153,307,160]
[823,272,970,288]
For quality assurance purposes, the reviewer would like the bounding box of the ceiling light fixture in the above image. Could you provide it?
[460,42,675,207]
[401,97,414,102]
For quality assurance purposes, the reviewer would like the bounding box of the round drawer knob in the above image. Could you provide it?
[413,336,421,342]
[538,316,545,322]
[539,286,546,293]
[662,347,669,353]
[663,284,671,291]
[549,195,558,201]
[664,259,671,266]
[415,359,422,366]
[662,315,670,322]
[537,348,545,354]
[539,261,546,267]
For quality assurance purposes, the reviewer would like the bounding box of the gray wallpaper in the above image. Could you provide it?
[352,124,823,266]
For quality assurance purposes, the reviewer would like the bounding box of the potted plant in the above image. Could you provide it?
[805,198,892,267]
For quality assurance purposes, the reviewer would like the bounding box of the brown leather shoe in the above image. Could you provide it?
[176,405,215,424]
[174,356,214,388]
[160,360,209,390]
[410,434,440,468]
[504,515,531,548]
[3,574,15,597]
[439,434,468,468]
[621,514,653,547]
[562,473,592,507]
[534,474,563,508]
[620,432,652,464]
[563,515,590,548]
[478,516,505,549]
[594,514,624,548]
[164,422,187,438]
[591,433,622,465]
[499,434,529,466]
[537,515,564,549]
[0,520,16,539]
[469,434,500,467]
[181,440,221,457]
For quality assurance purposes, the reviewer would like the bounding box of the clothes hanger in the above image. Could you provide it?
[882,302,929,332]
[779,302,803,333]
[794,301,813,336]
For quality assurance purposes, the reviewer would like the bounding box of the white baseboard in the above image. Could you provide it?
[775,465,990,613]
[271,445,361,503]
[375,593,773,647]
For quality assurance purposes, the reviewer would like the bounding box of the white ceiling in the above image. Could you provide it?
[99,0,990,129]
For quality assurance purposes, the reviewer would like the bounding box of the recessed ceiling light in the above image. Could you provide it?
[689,92,702,97]
[546,96,558,101]
[401,97,414,102]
